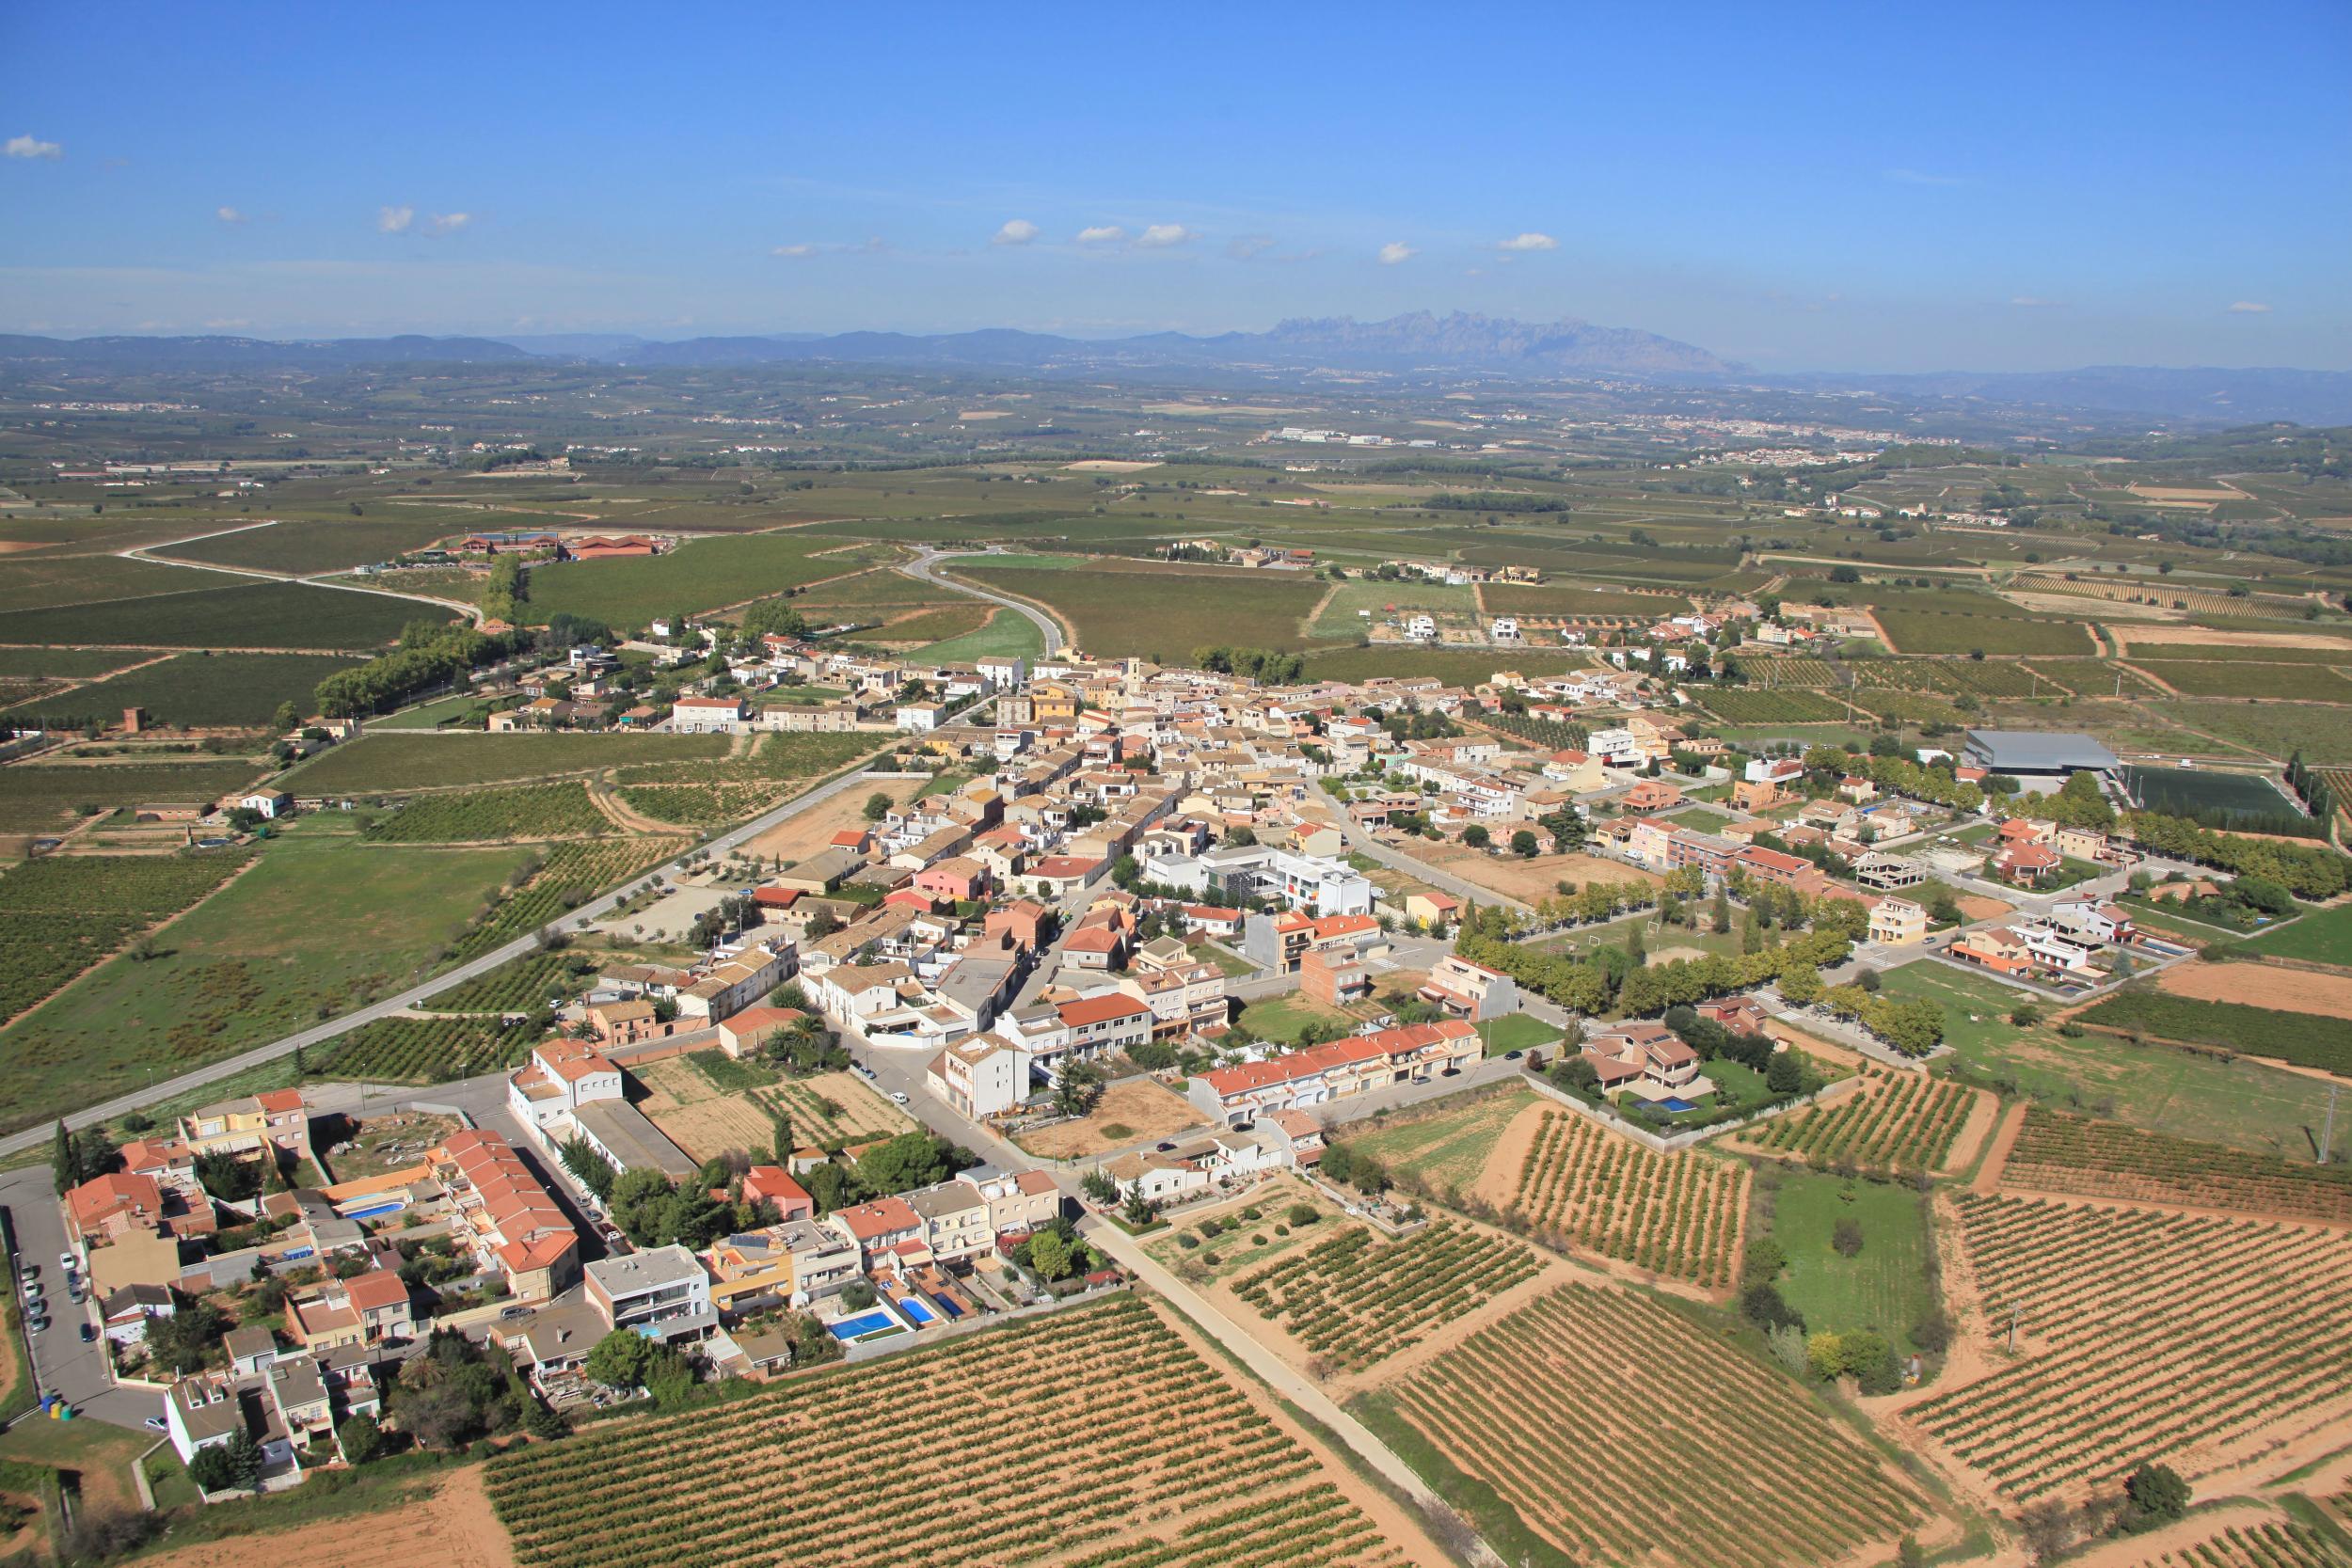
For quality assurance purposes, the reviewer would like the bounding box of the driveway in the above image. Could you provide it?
[0,1167,164,1431]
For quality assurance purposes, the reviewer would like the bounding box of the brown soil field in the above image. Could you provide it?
[2155,959,2352,1019]
[638,1057,910,1160]
[140,1467,515,1568]
[1394,843,1661,905]
[743,775,924,864]
[2111,625,2352,653]
[1017,1077,1205,1158]
[1970,1101,2029,1196]
[1063,459,1163,472]
[1955,894,2016,922]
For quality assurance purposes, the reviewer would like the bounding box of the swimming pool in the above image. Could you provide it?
[898,1297,937,1325]
[932,1295,963,1320]
[1644,1097,1700,1114]
[828,1310,901,1341]
[344,1201,405,1220]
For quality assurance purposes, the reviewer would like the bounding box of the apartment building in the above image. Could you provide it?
[1187,1020,1481,1126]
[586,1245,716,1345]
[424,1130,580,1302]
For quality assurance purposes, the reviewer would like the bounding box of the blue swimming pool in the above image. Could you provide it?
[932,1295,962,1320]
[344,1201,405,1220]
[1645,1097,1700,1114]
[898,1297,937,1325]
[828,1310,899,1341]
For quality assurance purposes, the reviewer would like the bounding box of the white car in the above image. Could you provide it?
[57,1253,74,1272]
[890,1091,911,1106]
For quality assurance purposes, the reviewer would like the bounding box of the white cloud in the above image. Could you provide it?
[1226,234,1275,261]
[1074,225,1126,245]
[992,218,1040,245]
[2227,300,2272,314]
[770,237,888,259]
[427,212,471,236]
[2009,295,2061,308]
[1378,242,1416,265]
[771,243,821,259]
[5,134,62,160]
[215,206,248,225]
[1496,232,1558,252]
[1135,223,1194,248]
[377,205,415,234]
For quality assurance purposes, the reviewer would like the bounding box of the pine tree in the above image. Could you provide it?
[49,1119,74,1196]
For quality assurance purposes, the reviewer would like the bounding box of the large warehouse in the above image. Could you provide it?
[1962,729,2121,782]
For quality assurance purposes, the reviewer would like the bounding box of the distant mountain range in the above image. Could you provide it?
[5,314,2349,425]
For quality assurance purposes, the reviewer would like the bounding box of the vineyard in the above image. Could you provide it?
[0,850,248,1022]
[313,1014,545,1083]
[2113,1518,2347,1568]
[365,783,615,843]
[2074,989,2352,1075]
[1698,689,1851,723]
[1908,1195,2352,1499]
[1505,1111,1746,1288]
[1849,658,2048,698]
[483,1295,1428,1568]
[1469,709,1588,753]
[445,838,679,960]
[1998,1106,2352,1225]
[614,731,877,827]
[1736,657,1840,689]
[2010,574,2314,622]
[1231,1221,1541,1372]
[424,951,597,1014]
[1746,1069,1978,1175]
[1373,1281,1929,1568]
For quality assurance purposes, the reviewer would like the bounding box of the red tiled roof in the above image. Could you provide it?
[1199,1020,1477,1098]
[1057,993,1151,1028]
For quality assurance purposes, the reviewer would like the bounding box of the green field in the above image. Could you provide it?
[1476,1014,1562,1055]
[2075,983,2352,1075]
[525,532,869,628]
[0,835,538,1132]
[0,648,149,679]
[152,517,465,574]
[1483,582,1690,619]
[1766,1168,1938,1346]
[279,732,731,794]
[1311,578,1478,637]
[1302,645,1590,685]
[0,580,441,652]
[0,553,251,610]
[0,849,252,1022]
[2243,902,2352,965]
[1880,959,2332,1158]
[0,758,270,836]
[0,652,360,730]
[955,561,1327,659]
[914,607,1046,663]
[1874,610,2096,657]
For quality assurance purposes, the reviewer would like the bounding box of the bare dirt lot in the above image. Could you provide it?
[744,775,925,866]
[2111,625,2352,653]
[637,1055,910,1160]
[1955,895,2015,923]
[1395,843,1661,906]
[1063,459,1163,473]
[1016,1077,1206,1158]
[139,1467,515,1568]
[2156,958,2352,1019]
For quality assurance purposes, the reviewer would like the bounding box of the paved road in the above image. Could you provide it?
[899,547,1067,656]
[0,763,900,1161]
[120,520,485,626]
[1,1171,163,1430]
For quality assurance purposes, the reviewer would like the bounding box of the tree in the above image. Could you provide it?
[771,1111,794,1167]
[1510,829,1539,858]
[862,791,892,822]
[558,1136,617,1203]
[1028,1229,1076,1282]
[584,1329,657,1394]
[272,700,302,734]
[856,1131,971,1196]
[1777,960,1822,1007]
[189,1430,263,1494]
[738,598,811,642]
[2122,1463,2190,1530]
[1832,1217,1864,1257]
[1740,1283,1805,1333]
[1462,824,1490,849]
[1120,1185,1159,1228]
[337,1414,386,1465]
[1080,1168,1118,1205]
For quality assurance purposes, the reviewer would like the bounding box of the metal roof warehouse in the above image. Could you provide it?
[1962,730,2121,776]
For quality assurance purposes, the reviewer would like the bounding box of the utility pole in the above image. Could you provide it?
[2324,1083,2340,1167]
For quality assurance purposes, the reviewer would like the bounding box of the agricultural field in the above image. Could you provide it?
[1699,688,1852,723]
[1310,578,1478,637]
[2121,766,2313,832]
[0,835,537,1132]
[858,602,991,643]
[1365,1281,1931,1568]
[1302,645,1587,685]
[1911,1196,2352,1500]
[424,950,601,1014]
[1482,582,1689,619]
[1766,1168,1939,1345]
[2244,901,2352,965]
[913,607,1046,663]
[2099,1515,2348,1568]
[2131,659,2352,701]
[312,1014,546,1084]
[446,837,679,959]
[0,757,269,836]
[0,552,255,610]
[2074,987,2352,1077]
[0,652,361,731]
[1231,1220,1541,1373]
[1874,610,2096,657]
[0,648,147,679]
[0,850,250,1022]
[483,1294,1438,1568]
[152,516,466,574]
[1735,657,1840,688]
[634,1053,914,1162]
[0,579,442,651]
[1342,1086,1535,1194]
[525,532,878,629]
[1492,1106,1746,1288]
[2009,574,2320,622]
[954,560,1327,659]
[281,732,730,794]
[1745,1069,1981,1175]
[364,783,616,843]
[612,730,877,827]
[1997,1106,2352,1223]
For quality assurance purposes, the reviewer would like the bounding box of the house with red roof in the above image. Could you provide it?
[425,1129,580,1301]
[1581,1021,1700,1096]
[1187,1021,1480,1125]
[824,1196,925,1269]
[741,1164,816,1223]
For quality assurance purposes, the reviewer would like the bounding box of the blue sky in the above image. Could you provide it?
[3,1,2347,372]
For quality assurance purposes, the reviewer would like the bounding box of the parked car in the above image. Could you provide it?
[498,1305,534,1323]
[17,1264,34,1282]
[27,1316,47,1335]
[21,1281,40,1302]
[78,1323,94,1343]
[143,1417,168,1433]
[57,1253,73,1271]
[889,1091,911,1105]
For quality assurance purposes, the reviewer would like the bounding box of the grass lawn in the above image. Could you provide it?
[1879,958,2333,1159]
[1236,992,1360,1045]
[0,834,537,1132]
[0,1411,158,1523]
[374,691,489,731]
[1343,1085,1533,1193]
[2243,901,2352,967]
[1184,938,1256,978]
[1475,1014,1561,1056]
[279,732,730,794]
[955,561,1327,659]
[1673,806,1733,833]
[1766,1168,1938,1346]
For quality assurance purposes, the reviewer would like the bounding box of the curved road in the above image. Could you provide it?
[899,546,1067,656]
[0,763,910,1160]
[120,519,485,626]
